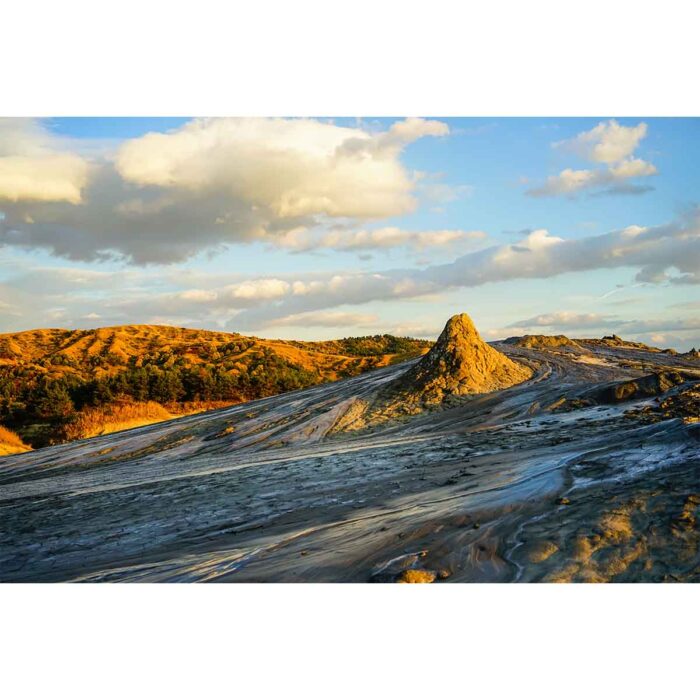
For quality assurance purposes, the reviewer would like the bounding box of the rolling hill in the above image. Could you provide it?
[0,324,431,450]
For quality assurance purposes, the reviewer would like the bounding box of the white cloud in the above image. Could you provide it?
[275,226,487,252]
[0,117,449,263]
[0,119,89,204]
[531,168,599,195]
[528,120,656,198]
[178,289,218,302]
[555,119,648,164]
[223,278,291,302]
[528,159,657,197]
[115,117,447,220]
[609,158,657,179]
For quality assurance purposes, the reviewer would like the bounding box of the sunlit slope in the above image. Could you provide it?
[0,324,431,448]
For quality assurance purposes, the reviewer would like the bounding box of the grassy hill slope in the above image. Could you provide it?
[0,325,431,449]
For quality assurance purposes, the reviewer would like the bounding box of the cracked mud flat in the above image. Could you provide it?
[1,342,699,583]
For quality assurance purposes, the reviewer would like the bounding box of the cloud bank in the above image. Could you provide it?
[2,209,699,350]
[7,209,696,331]
[0,117,449,263]
[275,226,487,253]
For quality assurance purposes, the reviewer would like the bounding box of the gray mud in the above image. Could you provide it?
[1,342,699,582]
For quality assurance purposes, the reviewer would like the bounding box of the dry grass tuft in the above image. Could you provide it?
[396,569,437,583]
[0,425,32,456]
[63,401,173,441]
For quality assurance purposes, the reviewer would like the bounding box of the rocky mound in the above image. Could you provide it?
[684,348,700,360]
[335,313,533,430]
[393,314,533,403]
[594,371,688,404]
[504,334,581,350]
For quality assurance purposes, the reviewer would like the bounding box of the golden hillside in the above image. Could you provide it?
[0,324,431,450]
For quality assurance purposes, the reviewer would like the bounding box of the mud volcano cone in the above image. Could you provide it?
[395,313,532,404]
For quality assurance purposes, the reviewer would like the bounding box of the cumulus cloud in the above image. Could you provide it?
[115,117,447,219]
[0,117,449,264]
[554,119,648,164]
[0,119,90,204]
[527,120,657,198]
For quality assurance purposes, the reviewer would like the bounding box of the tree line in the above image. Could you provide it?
[0,349,321,446]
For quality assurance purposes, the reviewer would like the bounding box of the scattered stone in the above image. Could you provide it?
[625,385,700,423]
[596,372,688,404]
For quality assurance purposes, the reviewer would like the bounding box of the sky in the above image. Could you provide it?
[1,116,699,350]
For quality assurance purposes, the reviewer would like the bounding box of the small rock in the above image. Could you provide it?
[558,497,571,506]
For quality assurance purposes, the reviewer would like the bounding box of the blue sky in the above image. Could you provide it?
[1,116,699,349]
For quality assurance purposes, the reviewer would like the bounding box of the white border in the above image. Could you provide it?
[2,583,699,698]
[2,0,699,116]
[2,1,699,696]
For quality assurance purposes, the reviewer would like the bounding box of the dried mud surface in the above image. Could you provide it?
[1,340,699,583]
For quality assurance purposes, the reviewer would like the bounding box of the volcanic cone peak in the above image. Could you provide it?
[394,313,532,402]
[330,313,534,433]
